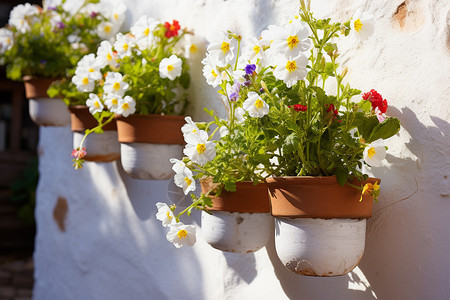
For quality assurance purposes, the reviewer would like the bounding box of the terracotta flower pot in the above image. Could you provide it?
[23,76,70,126]
[116,114,185,180]
[200,180,273,253]
[266,176,380,277]
[69,106,120,162]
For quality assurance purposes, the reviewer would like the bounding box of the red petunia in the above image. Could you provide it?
[326,103,338,115]
[363,89,388,114]
[289,104,308,112]
[164,20,181,38]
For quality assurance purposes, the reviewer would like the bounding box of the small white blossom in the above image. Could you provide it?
[159,55,183,80]
[97,21,119,40]
[75,54,102,81]
[363,139,386,167]
[114,33,136,58]
[0,28,14,54]
[130,15,159,51]
[103,94,122,113]
[206,33,237,67]
[86,94,104,115]
[170,158,187,174]
[201,55,223,87]
[8,4,39,33]
[166,222,196,248]
[267,20,312,60]
[184,34,206,59]
[72,71,95,92]
[115,96,136,117]
[183,132,216,165]
[96,40,117,68]
[181,116,201,139]
[156,202,177,227]
[234,107,246,123]
[272,53,308,88]
[243,92,269,118]
[351,10,374,41]
[173,167,196,195]
[103,72,129,97]
[219,126,229,137]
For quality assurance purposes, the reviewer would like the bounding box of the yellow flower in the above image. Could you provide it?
[360,181,380,202]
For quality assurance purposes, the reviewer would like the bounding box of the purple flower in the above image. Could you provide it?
[47,6,57,11]
[244,80,251,87]
[90,11,99,18]
[259,88,264,93]
[56,21,65,29]
[244,64,256,75]
[228,82,241,102]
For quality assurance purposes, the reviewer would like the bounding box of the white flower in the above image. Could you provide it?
[114,33,136,59]
[242,38,267,66]
[166,222,196,248]
[267,20,312,60]
[219,126,229,137]
[72,71,95,92]
[351,10,374,41]
[363,139,386,167]
[183,132,216,165]
[102,2,127,28]
[130,15,158,51]
[201,55,223,87]
[184,34,206,59]
[206,33,237,67]
[8,3,39,33]
[75,54,102,81]
[243,92,269,118]
[170,158,187,174]
[103,94,122,113]
[0,28,14,54]
[156,202,177,227]
[103,72,129,97]
[159,55,183,80]
[272,53,308,88]
[86,94,104,115]
[115,96,136,117]
[173,167,196,195]
[96,40,117,68]
[181,116,202,139]
[97,21,119,40]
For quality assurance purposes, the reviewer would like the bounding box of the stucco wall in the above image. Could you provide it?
[33,0,450,299]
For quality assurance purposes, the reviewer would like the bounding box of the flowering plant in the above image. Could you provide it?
[0,0,125,82]
[71,16,193,169]
[156,1,400,248]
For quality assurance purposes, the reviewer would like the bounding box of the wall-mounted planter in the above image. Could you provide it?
[201,180,273,253]
[23,76,70,127]
[69,106,120,162]
[266,176,380,277]
[116,114,185,180]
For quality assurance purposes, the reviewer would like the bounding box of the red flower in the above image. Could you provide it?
[71,147,87,159]
[164,20,181,38]
[289,104,308,112]
[325,103,338,115]
[363,89,388,114]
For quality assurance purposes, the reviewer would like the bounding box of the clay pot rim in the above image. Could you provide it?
[115,113,185,120]
[265,176,380,185]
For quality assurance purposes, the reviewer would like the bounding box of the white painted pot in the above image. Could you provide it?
[201,211,273,253]
[274,217,366,276]
[120,142,183,180]
[73,131,120,162]
[29,98,70,126]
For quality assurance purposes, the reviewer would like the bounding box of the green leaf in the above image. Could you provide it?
[367,117,401,142]
[335,167,348,186]
[356,114,379,141]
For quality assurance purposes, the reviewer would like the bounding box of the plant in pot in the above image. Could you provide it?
[155,32,280,252]
[254,1,400,276]
[70,16,194,178]
[0,0,125,126]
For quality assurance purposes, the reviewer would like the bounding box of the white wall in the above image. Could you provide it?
[33,0,450,299]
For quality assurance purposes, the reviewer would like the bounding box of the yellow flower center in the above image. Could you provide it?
[82,77,89,85]
[167,64,174,72]
[211,70,218,78]
[123,43,129,51]
[367,147,376,158]
[286,60,297,72]
[114,13,119,21]
[6,37,11,44]
[287,35,299,50]
[104,25,111,33]
[354,19,363,32]
[196,143,206,154]
[88,68,94,73]
[113,82,121,90]
[189,44,198,53]
[166,211,173,219]
[253,45,261,54]
[122,102,129,110]
[106,52,112,61]
[220,42,230,54]
[94,101,100,108]
[254,99,264,109]
[111,98,118,105]
[184,177,192,186]
[177,229,187,239]
[143,27,150,36]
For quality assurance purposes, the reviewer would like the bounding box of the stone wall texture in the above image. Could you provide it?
[33,0,450,299]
